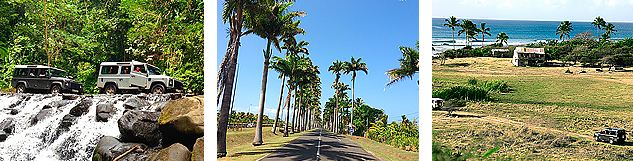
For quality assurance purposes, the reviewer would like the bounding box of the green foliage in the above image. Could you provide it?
[432,85,489,101]
[467,78,478,85]
[432,141,501,161]
[0,0,204,94]
[368,115,418,152]
[352,104,383,136]
[480,80,510,93]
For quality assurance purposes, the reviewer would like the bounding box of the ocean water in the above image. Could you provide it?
[432,18,633,54]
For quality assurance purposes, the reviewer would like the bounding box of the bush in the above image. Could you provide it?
[467,78,478,85]
[432,85,489,101]
[480,80,510,93]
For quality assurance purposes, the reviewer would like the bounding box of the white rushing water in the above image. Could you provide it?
[0,93,169,161]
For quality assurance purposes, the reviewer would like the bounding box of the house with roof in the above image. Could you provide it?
[512,47,546,66]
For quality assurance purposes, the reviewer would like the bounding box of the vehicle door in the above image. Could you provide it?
[27,68,42,89]
[599,130,608,141]
[118,65,131,88]
[130,64,148,88]
[41,68,52,89]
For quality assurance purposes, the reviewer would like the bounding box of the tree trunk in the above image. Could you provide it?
[253,40,273,146]
[290,88,296,134]
[350,78,355,136]
[272,76,285,133]
[283,85,293,137]
[219,1,243,157]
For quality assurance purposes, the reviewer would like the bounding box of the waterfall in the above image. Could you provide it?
[0,93,170,161]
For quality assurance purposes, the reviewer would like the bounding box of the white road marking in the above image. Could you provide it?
[317,128,322,161]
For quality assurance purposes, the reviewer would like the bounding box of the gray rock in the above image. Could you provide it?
[9,109,18,115]
[62,94,79,100]
[69,98,93,116]
[123,97,150,110]
[192,137,204,161]
[61,114,77,129]
[118,110,162,147]
[32,108,55,125]
[148,143,191,161]
[92,136,149,161]
[0,118,15,134]
[0,131,7,142]
[96,103,117,122]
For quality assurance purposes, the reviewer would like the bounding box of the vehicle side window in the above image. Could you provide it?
[29,69,37,77]
[121,66,131,74]
[14,68,27,77]
[101,66,119,74]
[133,65,146,73]
[38,68,49,77]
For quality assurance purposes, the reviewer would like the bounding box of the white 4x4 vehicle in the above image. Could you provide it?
[97,61,183,94]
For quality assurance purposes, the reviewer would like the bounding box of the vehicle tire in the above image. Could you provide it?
[50,85,61,94]
[595,136,599,142]
[104,84,117,94]
[16,84,26,93]
[151,84,165,94]
[610,138,615,145]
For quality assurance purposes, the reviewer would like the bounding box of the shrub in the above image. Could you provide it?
[432,85,489,101]
[480,80,510,93]
[467,78,478,85]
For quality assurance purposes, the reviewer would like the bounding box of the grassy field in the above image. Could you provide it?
[346,135,419,161]
[432,57,633,160]
[219,127,312,161]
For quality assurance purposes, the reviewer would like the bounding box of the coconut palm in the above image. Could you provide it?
[328,60,344,133]
[218,0,259,157]
[556,21,574,41]
[496,32,509,46]
[458,20,476,46]
[591,16,606,37]
[343,56,368,135]
[269,56,292,134]
[478,22,491,46]
[243,0,306,146]
[385,41,419,88]
[443,16,461,50]
[603,23,617,41]
[282,54,310,137]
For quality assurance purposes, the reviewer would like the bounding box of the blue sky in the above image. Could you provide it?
[216,0,420,123]
[433,0,633,22]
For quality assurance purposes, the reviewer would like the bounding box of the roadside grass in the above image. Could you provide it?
[346,135,418,161]
[432,112,633,160]
[219,127,315,161]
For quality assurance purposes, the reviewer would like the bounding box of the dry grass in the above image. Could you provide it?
[432,57,633,160]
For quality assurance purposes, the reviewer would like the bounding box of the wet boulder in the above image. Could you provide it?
[92,136,149,161]
[192,137,204,161]
[0,131,7,142]
[96,103,117,122]
[62,94,79,100]
[32,108,55,125]
[148,143,191,161]
[69,98,93,116]
[118,110,162,147]
[159,96,204,149]
[9,109,18,115]
[0,118,14,134]
[60,114,78,129]
[123,97,151,110]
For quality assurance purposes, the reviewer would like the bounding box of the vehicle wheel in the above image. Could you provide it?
[16,84,26,93]
[151,84,165,94]
[105,84,117,94]
[595,136,599,142]
[50,85,61,94]
[610,138,615,145]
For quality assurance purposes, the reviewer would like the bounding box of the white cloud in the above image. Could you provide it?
[606,0,619,6]
[594,0,603,5]
[498,0,514,8]
[629,0,633,4]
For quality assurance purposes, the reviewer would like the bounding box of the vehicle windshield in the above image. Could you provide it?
[50,69,67,77]
[147,65,162,75]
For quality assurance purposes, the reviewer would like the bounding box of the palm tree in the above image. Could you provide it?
[496,32,509,46]
[591,16,606,38]
[458,20,476,46]
[556,21,574,41]
[328,60,344,133]
[218,0,257,157]
[243,0,306,146]
[478,22,491,46]
[386,41,419,88]
[343,56,368,135]
[270,37,309,134]
[603,23,617,41]
[443,16,460,50]
[269,56,291,134]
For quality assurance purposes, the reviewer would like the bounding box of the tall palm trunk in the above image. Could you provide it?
[291,88,297,134]
[451,29,455,50]
[219,1,244,157]
[272,76,285,133]
[253,40,273,146]
[350,78,355,135]
[283,85,293,137]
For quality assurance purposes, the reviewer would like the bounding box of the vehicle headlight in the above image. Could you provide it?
[169,79,173,86]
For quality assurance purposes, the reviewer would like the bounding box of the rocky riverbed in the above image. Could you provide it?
[0,93,204,161]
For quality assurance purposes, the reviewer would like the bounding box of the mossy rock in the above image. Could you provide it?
[158,96,204,133]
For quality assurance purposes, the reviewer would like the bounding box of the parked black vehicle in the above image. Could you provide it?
[11,65,84,94]
[594,128,626,145]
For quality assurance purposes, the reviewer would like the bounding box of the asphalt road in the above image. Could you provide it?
[259,128,381,161]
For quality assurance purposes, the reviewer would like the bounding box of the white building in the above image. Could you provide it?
[512,47,546,66]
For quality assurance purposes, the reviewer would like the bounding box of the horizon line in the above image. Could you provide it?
[432,16,633,23]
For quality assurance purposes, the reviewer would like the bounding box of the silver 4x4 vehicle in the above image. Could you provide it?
[594,128,626,145]
[97,61,183,94]
[11,65,84,94]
